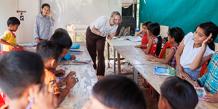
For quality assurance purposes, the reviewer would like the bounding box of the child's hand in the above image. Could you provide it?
[202,33,212,48]
[66,73,77,89]
[62,71,76,85]
[193,81,200,87]
[71,54,76,60]
[18,46,23,50]
[54,69,65,76]
[135,45,141,48]
[203,94,218,103]
[34,84,55,109]
[180,72,191,80]
[147,58,155,62]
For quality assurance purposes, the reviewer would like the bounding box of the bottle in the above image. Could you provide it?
[135,26,139,37]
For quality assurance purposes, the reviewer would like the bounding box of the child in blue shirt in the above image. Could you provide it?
[50,28,76,75]
[194,52,218,103]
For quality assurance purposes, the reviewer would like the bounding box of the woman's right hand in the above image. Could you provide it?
[36,38,40,43]
[180,71,191,80]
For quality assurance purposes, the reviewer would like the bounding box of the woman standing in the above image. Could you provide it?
[33,3,54,42]
[86,11,121,77]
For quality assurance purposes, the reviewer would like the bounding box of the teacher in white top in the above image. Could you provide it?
[86,11,121,76]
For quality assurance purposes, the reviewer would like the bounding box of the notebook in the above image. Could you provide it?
[153,66,175,76]
[195,87,207,101]
[73,58,91,63]
[70,50,83,54]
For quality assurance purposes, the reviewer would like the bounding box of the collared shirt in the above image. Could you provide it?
[33,14,54,40]
[198,52,218,94]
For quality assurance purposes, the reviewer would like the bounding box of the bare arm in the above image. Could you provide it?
[0,38,16,48]
[176,39,191,80]
[92,26,103,36]
[190,34,213,70]
[53,88,69,107]
[144,38,153,54]
[53,72,76,107]
[136,30,144,37]
[148,49,175,64]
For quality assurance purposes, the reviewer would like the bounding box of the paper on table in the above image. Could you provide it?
[195,87,207,101]
[153,66,175,76]
[115,36,142,42]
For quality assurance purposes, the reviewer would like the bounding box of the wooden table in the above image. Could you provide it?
[132,64,218,109]
[56,64,98,109]
[114,46,159,65]
[106,39,141,74]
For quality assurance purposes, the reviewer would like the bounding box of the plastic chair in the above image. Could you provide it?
[200,62,208,77]
[159,42,173,58]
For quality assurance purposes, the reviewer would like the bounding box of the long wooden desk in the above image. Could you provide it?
[106,39,141,74]
[113,45,218,109]
[56,64,97,109]
[133,64,218,109]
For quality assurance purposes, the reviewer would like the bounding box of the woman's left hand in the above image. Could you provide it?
[202,33,212,48]
[109,31,116,38]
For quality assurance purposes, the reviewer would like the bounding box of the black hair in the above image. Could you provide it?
[168,27,185,44]
[0,51,44,99]
[92,75,147,109]
[147,22,162,56]
[50,28,72,49]
[197,22,218,51]
[41,3,50,9]
[36,40,63,63]
[160,76,198,109]
[7,17,20,27]
[142,21,151,27]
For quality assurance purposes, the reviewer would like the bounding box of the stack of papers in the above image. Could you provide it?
[73,58,91,63]
[153,66,175,76]
[113,36,142,42]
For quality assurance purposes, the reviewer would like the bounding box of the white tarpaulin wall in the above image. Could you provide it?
[41,0,122,31]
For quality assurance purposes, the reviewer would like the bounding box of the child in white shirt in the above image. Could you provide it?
[176,22,218,80]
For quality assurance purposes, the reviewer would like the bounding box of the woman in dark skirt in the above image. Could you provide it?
[86,11,121,77]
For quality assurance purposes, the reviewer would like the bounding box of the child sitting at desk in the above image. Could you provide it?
[148,27,184,68]
[143,22,162,56]
[176,22,218,80]
[50,28,76,76]
[159,76,198,109]
[135,21,151,50]
[0,17,22,51]
[36,41,77,107]
[194,52,218,103]
[82,75,147,109]
[0,51,55,109]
